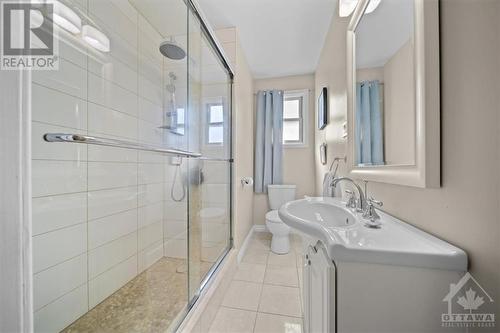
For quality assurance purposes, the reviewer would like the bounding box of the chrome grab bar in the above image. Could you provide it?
[198,157,234,162]
[44,133,203,158]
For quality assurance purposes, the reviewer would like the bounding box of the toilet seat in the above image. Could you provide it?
[265,210,282,223]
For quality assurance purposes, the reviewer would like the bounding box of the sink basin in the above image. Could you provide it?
[285,200,356,228]
[279,197,467,271]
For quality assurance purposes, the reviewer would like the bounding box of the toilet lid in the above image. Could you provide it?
[265,210,282,223]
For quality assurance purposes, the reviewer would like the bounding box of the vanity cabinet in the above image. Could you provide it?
[282,197,467,333]
[301,238,466,333]
[303,244,335,333]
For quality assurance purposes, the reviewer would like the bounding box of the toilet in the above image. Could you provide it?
[265,184,296,254]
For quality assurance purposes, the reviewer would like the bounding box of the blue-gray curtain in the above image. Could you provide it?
[254,90,283,193]
[355,81,384,165]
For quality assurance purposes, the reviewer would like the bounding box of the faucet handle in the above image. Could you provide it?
[367,197,383,207]
[363,197,383,228]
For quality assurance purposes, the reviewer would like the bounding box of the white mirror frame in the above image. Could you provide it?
[346,0,440,188]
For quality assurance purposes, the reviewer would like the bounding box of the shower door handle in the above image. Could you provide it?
[44,133,202,158]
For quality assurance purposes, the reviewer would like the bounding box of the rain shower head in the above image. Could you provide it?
[159,38,186,60]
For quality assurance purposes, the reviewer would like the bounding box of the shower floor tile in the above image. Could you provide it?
[62,257,188,333]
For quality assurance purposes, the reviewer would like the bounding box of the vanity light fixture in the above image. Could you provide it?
[339,0,381,17]
[52,0,82,34]
[82,25,110,52]
[339,0,357,17]
[365,0,381,14]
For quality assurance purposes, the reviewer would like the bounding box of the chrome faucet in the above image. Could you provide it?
[344,190,357,209]
[331,177,384,227]
[331,177,366,212]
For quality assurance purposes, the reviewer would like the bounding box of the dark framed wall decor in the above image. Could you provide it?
[318,87,328,130]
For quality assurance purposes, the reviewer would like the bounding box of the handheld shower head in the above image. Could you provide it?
[166,72,177,93]
[166,84,176,94]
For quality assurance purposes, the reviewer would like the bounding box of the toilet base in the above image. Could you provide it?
[270,235,290,254]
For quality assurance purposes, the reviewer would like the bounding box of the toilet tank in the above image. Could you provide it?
[268,184,296,210]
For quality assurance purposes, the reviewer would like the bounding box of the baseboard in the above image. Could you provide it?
[236,223,301,263]
[253,224,267,233]
[237,227,255,264]
[236,225,269,264]
[254,222,299,234]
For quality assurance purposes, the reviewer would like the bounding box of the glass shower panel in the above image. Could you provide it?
[31,0,191,331]
[187,9,232,300]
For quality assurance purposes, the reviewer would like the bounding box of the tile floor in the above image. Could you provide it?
[206,232,304,333]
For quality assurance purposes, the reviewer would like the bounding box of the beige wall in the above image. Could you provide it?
[357,67,384,81]
[253,75,316,225]
[216,28,255,248]
[383,39,416,165]
[315,12,349,193]
[315,0,500,321]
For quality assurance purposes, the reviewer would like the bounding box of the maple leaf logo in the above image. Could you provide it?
[457,288,485,313]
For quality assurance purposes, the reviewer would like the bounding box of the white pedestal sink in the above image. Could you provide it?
[279,197,468,333]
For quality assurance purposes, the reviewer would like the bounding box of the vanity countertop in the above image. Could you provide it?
[279,197,467,271]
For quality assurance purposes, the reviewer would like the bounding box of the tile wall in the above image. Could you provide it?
[31,1,233,331]
[31,0,189,331]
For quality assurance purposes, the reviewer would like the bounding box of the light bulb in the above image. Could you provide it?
[82,25,110,52]
[53,0,81,34]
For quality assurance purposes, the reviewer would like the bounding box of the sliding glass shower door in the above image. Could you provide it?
[186,9,233,301]
[30,0,232,332]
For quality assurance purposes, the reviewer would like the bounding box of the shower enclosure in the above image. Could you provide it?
[31,0,233,331]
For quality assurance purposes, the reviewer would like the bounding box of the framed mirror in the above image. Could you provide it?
[346,0,440,188]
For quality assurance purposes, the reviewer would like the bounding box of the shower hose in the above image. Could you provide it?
[171,161,186,202]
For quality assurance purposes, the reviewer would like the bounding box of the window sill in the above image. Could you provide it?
[284,143,309,149]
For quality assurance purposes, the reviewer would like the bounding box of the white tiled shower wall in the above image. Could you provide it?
[31,0,189,331]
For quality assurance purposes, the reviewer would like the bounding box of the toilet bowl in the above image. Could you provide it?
[265,210,291,254]
[266,184,296,254]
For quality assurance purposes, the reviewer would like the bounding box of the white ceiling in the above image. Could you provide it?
[197,0,337,79]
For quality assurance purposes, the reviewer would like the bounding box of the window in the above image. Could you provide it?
[207,103,224,144]
[283,90,308,147]
[175,108,185,135]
